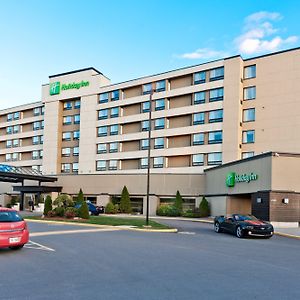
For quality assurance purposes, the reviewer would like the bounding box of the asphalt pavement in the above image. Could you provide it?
[0,220,299,300]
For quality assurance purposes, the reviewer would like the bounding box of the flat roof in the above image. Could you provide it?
[49,67,103,78]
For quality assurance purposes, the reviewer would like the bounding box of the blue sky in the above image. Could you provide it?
[0,0,298,109]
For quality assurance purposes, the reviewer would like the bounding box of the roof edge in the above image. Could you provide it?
[49,67,102,78]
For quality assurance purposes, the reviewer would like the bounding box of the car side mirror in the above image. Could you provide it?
[228,217,234,222]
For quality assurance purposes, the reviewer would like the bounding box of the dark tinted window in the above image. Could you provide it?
[0,211,23,222]
[234,214,257,221]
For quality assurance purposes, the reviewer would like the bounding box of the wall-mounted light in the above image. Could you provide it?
[282,198,289,204]
[256,198,262,203]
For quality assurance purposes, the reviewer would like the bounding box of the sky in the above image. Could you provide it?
[0,0,298,109]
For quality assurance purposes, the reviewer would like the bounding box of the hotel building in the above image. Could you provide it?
[1,47,300,224]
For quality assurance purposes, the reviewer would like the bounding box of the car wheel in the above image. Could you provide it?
[9,245,24,250]
[236,226,244,238]
[214,222,222,233]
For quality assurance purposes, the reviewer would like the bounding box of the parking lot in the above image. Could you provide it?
[0,220,299,300]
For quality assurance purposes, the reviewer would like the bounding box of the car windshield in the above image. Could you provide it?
[234,215,258,221]
[0,211,23,222]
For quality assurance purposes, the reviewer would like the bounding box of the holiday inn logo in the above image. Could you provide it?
[49,80,90,96]
[226,172,258,187]
[49,82,60,95]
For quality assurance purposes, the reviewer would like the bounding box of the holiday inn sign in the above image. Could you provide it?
[49,80,89,95]
[226,172,258,187]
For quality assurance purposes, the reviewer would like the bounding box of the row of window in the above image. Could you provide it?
[63,100,81,110]
[5,135,44,148]
[61,163,78,173]
[5,121,44,134]
[62,147,79,157]
[5,106,44,122]
[63,115,80,125]
[96,152,222,171]
[5,150,43,162]
[33,121,44,131]
[62,131,80,141]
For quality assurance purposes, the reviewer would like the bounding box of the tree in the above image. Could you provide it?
[174,190,183,213]
[119,186,132,213]
[78,201,90,219]
[199,197,210,217]
[76,188,84,205]
[53,194,74,208]
[44,195,52,216]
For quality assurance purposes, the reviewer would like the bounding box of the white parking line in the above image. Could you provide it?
[24,240,55,252]
[178,231,196,235]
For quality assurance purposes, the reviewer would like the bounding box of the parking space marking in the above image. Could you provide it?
[178,231,196,235]
[24,240,55,252]
[30,227,121,237]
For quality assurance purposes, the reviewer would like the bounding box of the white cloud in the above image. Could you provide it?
[178,48,228,60]
[245,11,282,23]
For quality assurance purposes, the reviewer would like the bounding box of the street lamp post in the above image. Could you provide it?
[146,91,153,226]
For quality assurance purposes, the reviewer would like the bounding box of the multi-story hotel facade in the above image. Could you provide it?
[1,47,300,223]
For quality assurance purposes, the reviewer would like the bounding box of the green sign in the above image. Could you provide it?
[49,80,89,95]
[49,82,60,95]
[226,172,258,187]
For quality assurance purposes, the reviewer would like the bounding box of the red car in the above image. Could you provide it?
[0,208,29,250]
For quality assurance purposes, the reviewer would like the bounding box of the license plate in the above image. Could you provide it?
[9,237,21,244]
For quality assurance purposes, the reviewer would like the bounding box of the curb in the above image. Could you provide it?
[274,232,300,240]
[25,218,177,233]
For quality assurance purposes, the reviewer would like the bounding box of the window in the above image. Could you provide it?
[194,91,205,104]
[63,102,72,110]
[153,157,164,168]
[109,142,118,153]
[193,133,204,145]
[62,148,71,157]
[209,109,223,123]
[110,124,118,135]
[140,139,149,150]
[41,120,44,129]
[32,151,40,160]
[13,125,19,134]
[62,132,71,141]
[155,99,165,111]
[73,130,80,140]
[193,112,205,125]
[40,150,43,158]
[242,152,254,159]
[32,165,41,172]
[13,153,19,161]
[244,86,256,100]
[13,112,20,120]
[74,100,81,109]
[243,130,255,143]
[155,80,166,92]
[142,101,150,113]
[96,160,106,171]
[98,109,108,120]
[140,158,149,169]
[73,147,79,156]
[40,135,44,144]
[97,143,107,154]
[99,93,109,103]
[74,114,80,124]
[72,163,79,173]
[210,67,224,81]
[194,71,206,84]
[63,116,72,125]
[154,137,164,149]
[5,153,12,161]
[141,120,150,131]
[111,90,119,101]
[33,107,41,116]
[192,154,204,166]
[154,118,165,130]
[142,83,152,95]
[208,152,222,165]
[208,131,223,144]
[109,160,118,170]
[6,126,12,134]
[7,113,13,122]
[32,136,39,145]
[209,88,224,102]
[6,140,12,148]
[41,106,45,115]
[61,163,71,173]
[13,139,19,147]
[33,121,41,130]
[111,107,119,118]
[244,65,256,79]
[243,108,255,122]
[98,126,108,137]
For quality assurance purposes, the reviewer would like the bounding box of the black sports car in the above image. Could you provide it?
[214,214,274,238]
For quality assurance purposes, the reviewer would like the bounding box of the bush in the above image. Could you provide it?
[105,202,117,214]
[54,206,65,217]
[78,201,90,219]
[156,205,181,217]
[111,196,119,205]
[47,210,56,218]
[5,203,12,208]
[10,198,17,206]
[76,188,84,205]
[44,195,52,216]
[174,190,183,214]
[182,208,201,218]
[199,197,210,217]
[65,207,78,219]
[119,186,132,213]
[53,194,74,208]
